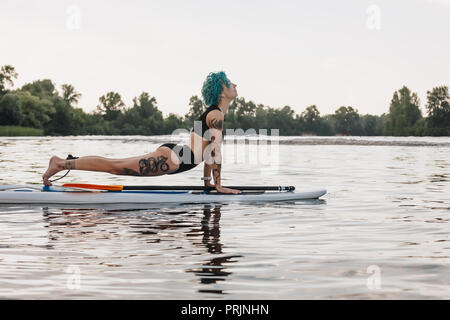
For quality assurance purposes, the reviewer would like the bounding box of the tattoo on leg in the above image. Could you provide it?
[121,155,170,177]
[139,155,170,176]
[122,168,140,176]
[65,160,76,170]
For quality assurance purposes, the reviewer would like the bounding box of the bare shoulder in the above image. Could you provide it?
[206,109,224,130]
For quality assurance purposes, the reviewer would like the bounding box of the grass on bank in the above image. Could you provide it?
[0,126,44,136]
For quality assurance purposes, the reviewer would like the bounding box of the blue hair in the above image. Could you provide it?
[201,71,231,106]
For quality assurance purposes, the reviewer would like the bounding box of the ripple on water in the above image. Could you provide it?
[0,137,449,299]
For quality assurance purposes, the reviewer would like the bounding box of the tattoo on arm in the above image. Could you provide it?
[204,162,212,178]
[210,118,223,130]
[212,164,221,186]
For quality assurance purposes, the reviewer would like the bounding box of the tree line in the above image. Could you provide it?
[0,65,449,136]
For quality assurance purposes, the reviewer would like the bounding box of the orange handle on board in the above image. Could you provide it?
[62,183,123,191]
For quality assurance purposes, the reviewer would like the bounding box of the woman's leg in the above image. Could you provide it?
[42,146,180,185]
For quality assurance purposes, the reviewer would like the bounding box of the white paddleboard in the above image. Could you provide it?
[0,185,327,205]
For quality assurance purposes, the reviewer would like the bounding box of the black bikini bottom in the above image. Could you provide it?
[159,143,199,174]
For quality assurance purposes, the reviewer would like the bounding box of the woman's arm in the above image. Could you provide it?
[203,162,214,187]
[205,111,241,194]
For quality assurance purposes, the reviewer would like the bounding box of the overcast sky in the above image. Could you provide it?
[1,0,449,117]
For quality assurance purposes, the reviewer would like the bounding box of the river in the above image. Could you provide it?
[0,135,449,299]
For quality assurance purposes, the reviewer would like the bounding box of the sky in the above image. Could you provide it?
[1,0,449,117]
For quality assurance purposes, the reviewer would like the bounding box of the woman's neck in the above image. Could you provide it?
[218,99,232,114]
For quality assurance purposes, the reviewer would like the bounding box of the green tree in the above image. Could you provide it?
[61,84,82,106]
[383,86,422,136]
[333,106,361,135]
[227,98,256,130]
[184,95,205,126]
[0,65,18,95]
[425,86,450,136]
[223,98,244,130]
[45,97,84,135]
[163,113,186,134]
[235,97,256,117]
[15,91,55,128]
[96,92,125,121]
[253,104,269,130]
[132,92,163,134]
[0,93,22,125]
[300,105,321,134]
[133,92,161,118]
[319,115,335,136]
[70,107,90,135]
[21,79,57,99]
[119,108,141,135]
[78,112,107,135]
[265,105,297,135]
[361,114,382,136]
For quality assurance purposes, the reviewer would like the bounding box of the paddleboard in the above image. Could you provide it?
[0,185,327,205]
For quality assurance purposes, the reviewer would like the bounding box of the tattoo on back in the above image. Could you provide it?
[122,155,170,176]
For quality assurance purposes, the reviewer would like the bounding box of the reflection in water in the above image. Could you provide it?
[185,205,242,295]
[429,174,449,183]
[41,204,240,295]
[187,205,223,254]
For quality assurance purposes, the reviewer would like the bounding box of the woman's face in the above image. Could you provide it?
[222,81,238,100]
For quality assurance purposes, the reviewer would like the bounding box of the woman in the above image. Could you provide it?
[42,71,242,194]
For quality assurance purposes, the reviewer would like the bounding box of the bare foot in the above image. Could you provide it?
[42,156,65,186]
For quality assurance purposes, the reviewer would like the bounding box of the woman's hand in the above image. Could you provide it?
[215,186,242,194]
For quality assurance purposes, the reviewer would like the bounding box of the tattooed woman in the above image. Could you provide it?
[42,71,242,195]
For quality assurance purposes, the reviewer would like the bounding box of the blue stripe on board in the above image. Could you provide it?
[38,186,189,194]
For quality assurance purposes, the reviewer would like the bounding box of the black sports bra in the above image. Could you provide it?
[190,105,222,139]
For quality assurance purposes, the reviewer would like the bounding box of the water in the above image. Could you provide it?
[0,136,449,299]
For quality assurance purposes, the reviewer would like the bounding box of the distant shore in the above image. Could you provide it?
[1,65,449,137]
[0,126,43,136]
[2,130,449,147]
